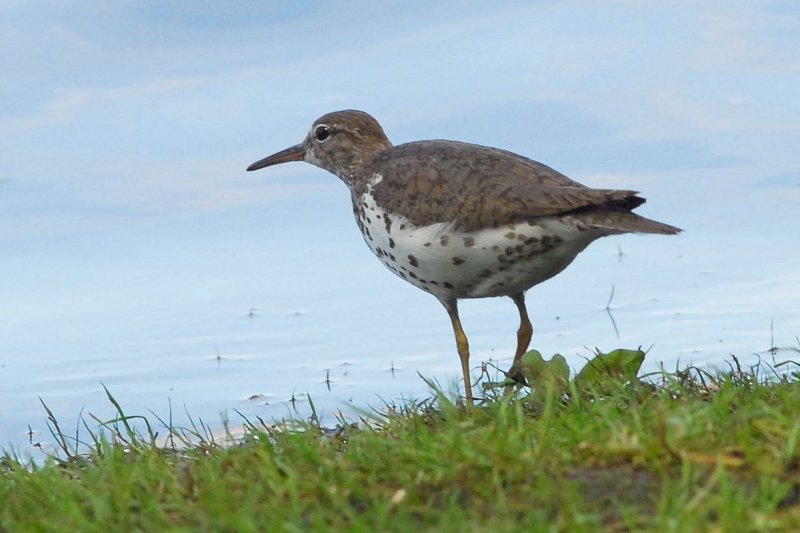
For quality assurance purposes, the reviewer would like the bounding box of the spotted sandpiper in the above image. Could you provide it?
[247,110,680,405]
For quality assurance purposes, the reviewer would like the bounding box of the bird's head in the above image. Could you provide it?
[246,109,392,187]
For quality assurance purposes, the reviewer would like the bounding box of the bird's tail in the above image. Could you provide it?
[582,211,682,235]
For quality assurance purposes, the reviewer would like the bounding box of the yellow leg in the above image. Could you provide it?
[510,292,533,365]
[508,292,533,383]
[440,297,473,407]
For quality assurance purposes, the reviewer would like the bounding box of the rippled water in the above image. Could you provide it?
[4,0,799,461]
[3,163,798,455]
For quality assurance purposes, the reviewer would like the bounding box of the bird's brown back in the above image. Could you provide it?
[365,140,664,232]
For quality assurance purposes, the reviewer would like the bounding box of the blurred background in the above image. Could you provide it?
[2,1,798,455]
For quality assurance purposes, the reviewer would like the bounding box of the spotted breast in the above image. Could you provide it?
[355,174,602,300]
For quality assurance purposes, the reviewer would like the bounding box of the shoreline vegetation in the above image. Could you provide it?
[2,349,799,531]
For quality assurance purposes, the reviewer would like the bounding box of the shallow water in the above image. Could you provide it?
[2,2,800,458]
[2,166,798,456]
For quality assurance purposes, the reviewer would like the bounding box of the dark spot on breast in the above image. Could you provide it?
[440,235,449,246]
[408,271,418,279]
[408,254,419,267]
[400,223,407,230]
[505,246,515,256]
[419,279,427,284]
[399,271,407,279]
[516,234,528,241]
[451,257,465,266]
[429,280,439,285]
[478,269,493,278]
[541,235,553,246]
[424,242,431,247]
[525,237,539,245]
[375,247,384,257]
[515,244,524,253]
[505,232,516,240]
[366,217,372,224]
[388,238,396,249]
[365,227,372,240]
[444,281,454,289]
[384,214,392,234]
[463,236,475,248]
[389,253,396,262]
[491,245,500,252]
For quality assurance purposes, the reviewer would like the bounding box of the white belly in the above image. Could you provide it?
[354,188,598,299]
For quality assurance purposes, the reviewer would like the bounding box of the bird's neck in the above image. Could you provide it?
[334,141,392,189]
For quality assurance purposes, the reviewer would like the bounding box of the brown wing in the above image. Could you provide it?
[368,140,645,231]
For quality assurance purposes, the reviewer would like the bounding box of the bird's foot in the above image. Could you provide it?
[505,363,528,386]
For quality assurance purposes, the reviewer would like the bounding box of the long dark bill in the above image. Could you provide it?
[246,143,305,171]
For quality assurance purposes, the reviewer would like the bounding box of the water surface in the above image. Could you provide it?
[2,2,799,456]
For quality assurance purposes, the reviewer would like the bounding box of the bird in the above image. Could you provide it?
[247,110,680,405]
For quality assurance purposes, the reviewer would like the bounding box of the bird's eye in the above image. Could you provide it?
[314,125,331,142]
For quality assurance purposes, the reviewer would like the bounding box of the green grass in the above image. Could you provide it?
[2,354,800,532]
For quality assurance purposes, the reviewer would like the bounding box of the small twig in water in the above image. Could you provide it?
[605,284,620,339]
